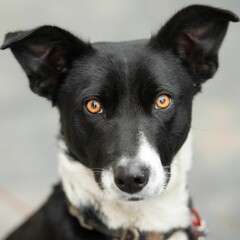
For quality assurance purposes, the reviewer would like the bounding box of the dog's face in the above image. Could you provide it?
[2,5,238,201]
[58,42,193,200]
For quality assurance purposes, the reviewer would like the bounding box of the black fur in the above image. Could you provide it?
[4,185,108,240]
[1,5,238,240]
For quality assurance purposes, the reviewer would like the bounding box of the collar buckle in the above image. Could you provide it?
[120,227,140,240]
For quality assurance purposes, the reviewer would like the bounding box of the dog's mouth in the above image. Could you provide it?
[128,197,144,201]
[101,183,167,202]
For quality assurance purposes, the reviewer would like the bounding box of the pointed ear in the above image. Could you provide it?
[150,5,239,86]
[1,26,93,101]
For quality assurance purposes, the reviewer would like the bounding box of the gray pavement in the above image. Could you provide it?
[0,0,239,239]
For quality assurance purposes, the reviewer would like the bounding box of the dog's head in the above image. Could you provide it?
[2,5,238,202]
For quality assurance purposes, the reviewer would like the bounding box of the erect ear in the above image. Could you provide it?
[150,5,239,87]
[1,26,93,101]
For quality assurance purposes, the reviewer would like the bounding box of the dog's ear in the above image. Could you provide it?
[150,5,239,86]
[1,26,93,101]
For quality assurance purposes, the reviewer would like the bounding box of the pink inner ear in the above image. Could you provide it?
[48,45,66,72]
[28,43,66,72]
[28,43,55,58]
[177,22,216,59]
[177,33,195,59]
[185,22,215,42]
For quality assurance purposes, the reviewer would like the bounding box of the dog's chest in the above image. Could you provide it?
[98,187,191,232]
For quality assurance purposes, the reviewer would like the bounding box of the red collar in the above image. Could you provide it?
[191,207,207,239]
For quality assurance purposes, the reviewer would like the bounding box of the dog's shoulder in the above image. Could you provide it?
[4,185,63,240]
[5,185,106,240]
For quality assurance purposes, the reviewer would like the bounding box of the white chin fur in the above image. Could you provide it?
[58,132,192,232]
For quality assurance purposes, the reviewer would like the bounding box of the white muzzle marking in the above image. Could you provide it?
[101,133,166,201]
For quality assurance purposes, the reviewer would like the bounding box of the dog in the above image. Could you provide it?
[1,4,239,240]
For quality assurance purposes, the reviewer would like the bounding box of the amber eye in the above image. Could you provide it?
[85,100,103,114]
[155,94,171,109]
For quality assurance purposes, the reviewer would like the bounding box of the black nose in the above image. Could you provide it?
[114,165,150,194]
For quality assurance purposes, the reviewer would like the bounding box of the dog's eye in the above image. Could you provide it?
[155,94,171,109]
[85,100,103,114]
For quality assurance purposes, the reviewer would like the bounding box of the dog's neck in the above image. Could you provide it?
[58,133,192,233]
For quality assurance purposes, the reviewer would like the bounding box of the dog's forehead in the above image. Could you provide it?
[97,40,190,85]
[93,39,148,58]
[90,40,151,80]
[67,40,192,101]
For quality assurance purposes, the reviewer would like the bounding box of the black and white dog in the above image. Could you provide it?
[2,5,238,240]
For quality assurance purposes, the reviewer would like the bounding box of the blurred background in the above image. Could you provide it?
[0,0,239,239]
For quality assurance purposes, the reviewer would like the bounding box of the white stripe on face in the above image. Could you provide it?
[101,133,167,201]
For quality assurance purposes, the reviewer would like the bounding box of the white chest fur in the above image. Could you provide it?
[58,134,192,233]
